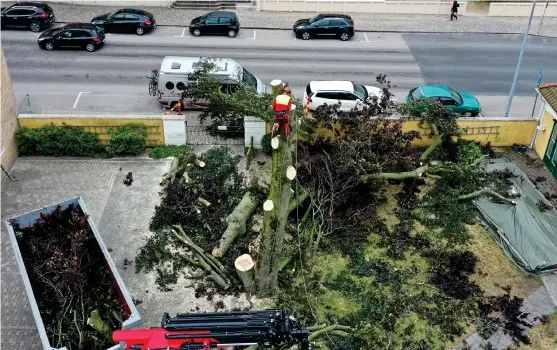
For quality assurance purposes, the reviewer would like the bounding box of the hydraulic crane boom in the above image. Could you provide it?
[113,309,311,350]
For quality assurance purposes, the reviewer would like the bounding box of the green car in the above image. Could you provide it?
[407,85,481,117]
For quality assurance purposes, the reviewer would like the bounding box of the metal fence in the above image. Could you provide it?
[186,124,245,145]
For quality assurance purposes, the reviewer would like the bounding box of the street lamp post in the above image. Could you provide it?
[504,0,537,118]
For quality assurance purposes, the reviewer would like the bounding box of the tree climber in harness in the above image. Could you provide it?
[272,87,293,140]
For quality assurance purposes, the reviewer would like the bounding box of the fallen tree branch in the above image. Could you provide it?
[361,165,430,182]
[162,157,180,183]
[420,124,442,161]
[457,188,517,205]
[212,192,258,258]
[308,324,352,341]
[288,188,310,215]
[171,225,230,289]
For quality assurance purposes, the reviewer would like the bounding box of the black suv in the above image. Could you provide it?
[189,11,240,38]
[91,8,156,35]
[37,23,105,52]
[293,14,354,41]
[1,2,55,32]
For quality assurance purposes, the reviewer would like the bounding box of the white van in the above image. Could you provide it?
[155,56,266,108]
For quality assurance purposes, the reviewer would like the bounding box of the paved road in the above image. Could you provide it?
[1,26,556,117]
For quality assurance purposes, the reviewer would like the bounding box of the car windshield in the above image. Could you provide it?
[352,82,367,100]
[448,87,463,105]
[411,87,423,100]
[200,13,210,21]
[242,68,258,88]
[308,15,320,23]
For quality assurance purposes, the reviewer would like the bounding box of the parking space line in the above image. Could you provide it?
[360,33,370,43]
[73,92,90,109]
[173,28,186,38]
[246,30,256,40]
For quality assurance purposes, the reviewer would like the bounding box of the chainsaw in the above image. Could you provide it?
[113,309,311,350]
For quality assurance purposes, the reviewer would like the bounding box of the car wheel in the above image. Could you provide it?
[44,42,54,51]
[462,111,478,118]
[136,27,145,35]
[192,29,201,37]
[301,31,310,40]
[340,32,350,41]
[29,22,41,32]
[85,43,96,52]
[227,30,237,38]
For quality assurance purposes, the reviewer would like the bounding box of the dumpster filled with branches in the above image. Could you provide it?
[5,197,141,350]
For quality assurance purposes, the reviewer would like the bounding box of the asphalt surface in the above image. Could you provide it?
[1,26,556,117]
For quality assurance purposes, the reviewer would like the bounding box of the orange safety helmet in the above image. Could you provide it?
[283,87,292,94]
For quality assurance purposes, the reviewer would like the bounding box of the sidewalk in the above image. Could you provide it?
[16,2,557,37]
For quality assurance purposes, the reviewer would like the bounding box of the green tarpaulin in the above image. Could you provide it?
[474,158,557,275]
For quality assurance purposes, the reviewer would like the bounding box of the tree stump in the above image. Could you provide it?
[235,254,255,293]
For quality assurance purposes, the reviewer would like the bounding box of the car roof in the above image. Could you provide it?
[63,23,98,30]
[116,8,149,16]
[318,13,352,19]
[420,85,453,98]
[160,56,241,76]
[310,81,354,92]
[208,11,237,17]
[14,2,48,7]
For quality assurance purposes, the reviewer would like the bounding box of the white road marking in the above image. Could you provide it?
[247,30,256,39]
[73,92,91,109]
[173,28,186,37]
[360,33,370,43]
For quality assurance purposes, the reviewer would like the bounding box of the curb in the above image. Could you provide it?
[53,22,557,37]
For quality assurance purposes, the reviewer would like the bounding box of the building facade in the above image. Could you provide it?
[1,45,19,182]
[533,83,557,179]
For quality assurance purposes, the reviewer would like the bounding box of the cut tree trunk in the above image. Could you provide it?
[235,254,255,293]
[212,192,257,258]
[257,80,297,297]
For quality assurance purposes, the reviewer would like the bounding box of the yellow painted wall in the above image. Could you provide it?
[18,118,165,146]
[315,119,537,147]
[403,119,537,147]
[534,111,557,158]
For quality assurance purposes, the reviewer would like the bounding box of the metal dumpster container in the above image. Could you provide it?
[5,197,142,350]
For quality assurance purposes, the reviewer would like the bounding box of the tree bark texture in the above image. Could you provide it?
[257,80,296,297]
[212,192,257,258]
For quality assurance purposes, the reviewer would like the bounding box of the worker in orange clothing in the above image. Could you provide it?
[272,87,293,139]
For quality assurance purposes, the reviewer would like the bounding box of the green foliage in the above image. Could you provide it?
[179,58,274,127]
[150,145,190,159]
[16,124,104,157]
[137,146,263,292]
[459,141,484,165]
[106,124,148,156]
[417,165,517,243]
[400,98,461,138]
[536,200,552,212]
[261,133,272,154]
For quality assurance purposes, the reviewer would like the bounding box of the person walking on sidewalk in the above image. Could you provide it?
[450,0,459,21]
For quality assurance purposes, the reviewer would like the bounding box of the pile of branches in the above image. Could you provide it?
[136,147,265,293]
[12,205,123,349]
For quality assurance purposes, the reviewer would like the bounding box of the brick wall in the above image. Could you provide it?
[1,45,19,182]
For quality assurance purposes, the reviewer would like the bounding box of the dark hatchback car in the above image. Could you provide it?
[38,23,105,52]
[293,15,354,41]
[0,2,55,32]
[189,11,240,38]
[91,8,156,35]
